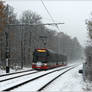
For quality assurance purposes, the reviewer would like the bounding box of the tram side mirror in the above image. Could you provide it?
[78,69,83,74]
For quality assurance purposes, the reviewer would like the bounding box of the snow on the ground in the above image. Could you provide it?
[43,65,86,91]
[0,69,6,75]
[0,61,90,91]
[12,67,72,91]
[11,64,87,92]
[0,68,17,75]
[0,67,32,75]
[0,65,73,91]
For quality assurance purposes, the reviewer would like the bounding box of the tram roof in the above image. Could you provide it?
[35,48,66,56]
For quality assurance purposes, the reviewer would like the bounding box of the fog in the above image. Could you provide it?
[6,0,92,47]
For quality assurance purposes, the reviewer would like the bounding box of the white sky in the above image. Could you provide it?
[5,0,92,47]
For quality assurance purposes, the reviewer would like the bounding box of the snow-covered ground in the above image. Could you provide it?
[0,65,74,91]
[1,60,91,91]
[43,65,85,91]
[12,64,88,92]
[2,64,87,92]
[0,67,32,75]
[12,67,74,91]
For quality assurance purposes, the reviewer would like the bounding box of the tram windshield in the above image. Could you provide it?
[33,52,48,62]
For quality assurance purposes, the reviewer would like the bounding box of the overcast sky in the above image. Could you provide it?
[5,0,92,47]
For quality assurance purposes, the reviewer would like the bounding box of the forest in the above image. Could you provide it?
[0,1,83,69]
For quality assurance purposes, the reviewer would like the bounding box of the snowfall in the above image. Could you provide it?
[0,61,92,91]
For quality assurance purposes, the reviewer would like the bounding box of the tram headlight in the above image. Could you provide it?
[44,63,47,66]
[32,63,35,65]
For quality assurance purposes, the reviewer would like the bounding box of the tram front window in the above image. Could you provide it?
[33,52,48,63]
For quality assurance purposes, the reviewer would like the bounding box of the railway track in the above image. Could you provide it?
[0,71,39,82]
[0,64,67,78]
[0,65,77,91]
[0,65,67,82]
[38,66,75,91]
[0,69,33,77]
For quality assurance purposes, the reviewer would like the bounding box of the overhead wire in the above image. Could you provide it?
[40,0,61,32]
[40,0,66,56]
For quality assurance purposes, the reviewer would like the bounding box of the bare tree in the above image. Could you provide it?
[85,16,92,81]
[19,10,44,67]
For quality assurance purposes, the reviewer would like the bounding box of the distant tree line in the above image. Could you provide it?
[0,1,83,69]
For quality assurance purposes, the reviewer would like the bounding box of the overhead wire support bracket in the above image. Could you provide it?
[7,23,64,26]
[40,0,64,32]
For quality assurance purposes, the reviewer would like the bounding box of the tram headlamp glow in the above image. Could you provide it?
[32,63,35,65]
[44,63,47,66]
